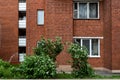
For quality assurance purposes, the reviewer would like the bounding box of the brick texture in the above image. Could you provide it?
[44,0,73,65]
[103,0,112,70]
[0,0,19,63]
[0,0,120,71]
[73,1,104,68]
[111,0,120,70]
[26,0,45,55]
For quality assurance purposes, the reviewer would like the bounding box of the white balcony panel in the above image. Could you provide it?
[19,20,26,28]
[19,3,26,11]
[19,38,26,47]
[19,53,26,62]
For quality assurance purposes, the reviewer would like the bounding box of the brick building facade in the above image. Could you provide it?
[0,0,120,73]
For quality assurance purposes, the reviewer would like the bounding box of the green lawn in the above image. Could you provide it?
[56,73,120,79]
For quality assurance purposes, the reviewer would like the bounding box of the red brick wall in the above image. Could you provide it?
[0,0,119,70]
[45,0,73,65]
[0,0,19,63]
[88,39,104,67]
[26,0,73,65]
[73,2,104,67]
[73,2,103,37]
[111,0,120,70]
[26,0,45,55]
[27,0,106,67]
[103,0,112,70]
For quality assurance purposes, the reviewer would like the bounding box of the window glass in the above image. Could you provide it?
[92,39,98,56]
[82,39,90,55]
[75,39,81,45]
[89,3,98,18]
[79,3,87,19]
[74,3,77,9]
[37,10,44,25]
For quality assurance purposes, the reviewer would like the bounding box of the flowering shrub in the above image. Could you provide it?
[34,37,63,61]
[18,54,56,79]
[68,43,94,78]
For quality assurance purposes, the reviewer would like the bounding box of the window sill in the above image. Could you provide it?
[88,56,100,58]
[73,18,100,20]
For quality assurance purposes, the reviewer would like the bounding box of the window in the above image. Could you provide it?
[74,38,100,57]
[37,10,44,25]
[73,2,99,19]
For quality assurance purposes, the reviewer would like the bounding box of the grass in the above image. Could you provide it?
[92,75,120,79]
[56,73,74,79]
[56,73,120,79]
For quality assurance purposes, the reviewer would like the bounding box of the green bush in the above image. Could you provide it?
[68,43,94,78]
[34,37,63,61]
[0,59,13,78]
[18,54,56,79]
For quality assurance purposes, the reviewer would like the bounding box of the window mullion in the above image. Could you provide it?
[90,39,92,57]
[87,2,89,19]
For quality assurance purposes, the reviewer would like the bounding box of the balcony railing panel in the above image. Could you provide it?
[19,3,26,11]
[19,53,26,62]
[19,20,26,28]
[19,38,26,47]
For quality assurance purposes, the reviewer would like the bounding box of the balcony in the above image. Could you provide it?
[19,37,26,47]
[19,19,26,28]
[19,3,26,11]
[19,53,26,62]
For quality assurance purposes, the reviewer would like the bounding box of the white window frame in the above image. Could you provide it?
[37,10,44,25]
[73,37,103,57]
[73,2,99,19]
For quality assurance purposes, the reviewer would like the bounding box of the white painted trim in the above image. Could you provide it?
[88,55,100,58]
[73,36,104,39]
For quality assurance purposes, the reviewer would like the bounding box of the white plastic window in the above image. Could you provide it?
[37,10,44,25]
